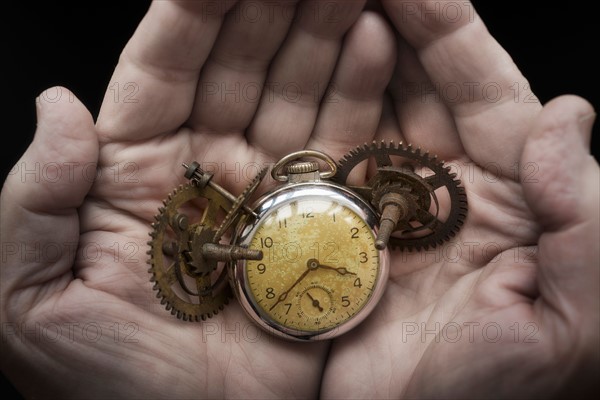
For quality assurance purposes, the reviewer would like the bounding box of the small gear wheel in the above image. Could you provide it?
[148,183,233,321]
[333,141,468,251]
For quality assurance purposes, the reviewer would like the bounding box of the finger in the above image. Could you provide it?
[188,0,299,132]
[96,0,237,141]
[389,37,464,160]
[247,0,366,158]
[307,11,396,161]
[0,87,98,315]
[521,96,599,327]
[382,0,542,175]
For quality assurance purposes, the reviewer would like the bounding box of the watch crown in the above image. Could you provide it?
[287,161,320,175]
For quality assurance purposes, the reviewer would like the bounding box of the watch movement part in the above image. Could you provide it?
[148,183,233,321]
[334,141,468,251]
[213,166,268,242]
[183,161,256,217]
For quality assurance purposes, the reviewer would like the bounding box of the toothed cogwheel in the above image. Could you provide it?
[147,183,232,321]
[333,141,468,251]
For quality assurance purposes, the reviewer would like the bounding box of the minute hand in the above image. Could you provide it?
[269,268,311,311]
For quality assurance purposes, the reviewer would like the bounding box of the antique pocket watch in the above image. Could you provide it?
[148,142,467,341]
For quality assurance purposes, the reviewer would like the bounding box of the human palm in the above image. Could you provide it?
[2,1,597,399]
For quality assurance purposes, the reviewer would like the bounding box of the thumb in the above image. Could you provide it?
[1,87,99,318]
[521,94,599,352]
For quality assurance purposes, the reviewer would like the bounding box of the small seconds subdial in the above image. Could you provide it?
[299,284,333,322]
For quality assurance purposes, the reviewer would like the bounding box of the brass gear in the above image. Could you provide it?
[213,166,267,242]
[333,141,468,251]
[147,183,233,321]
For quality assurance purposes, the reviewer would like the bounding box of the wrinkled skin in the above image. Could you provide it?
[1,1,598,398]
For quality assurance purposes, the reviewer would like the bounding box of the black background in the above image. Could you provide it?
[2,1,598,397]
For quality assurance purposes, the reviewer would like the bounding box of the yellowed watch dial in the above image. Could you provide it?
[245,198,379,333]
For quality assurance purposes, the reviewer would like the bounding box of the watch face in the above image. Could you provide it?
[234,184,388,340]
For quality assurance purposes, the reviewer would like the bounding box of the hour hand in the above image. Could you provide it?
[317,263,356,276]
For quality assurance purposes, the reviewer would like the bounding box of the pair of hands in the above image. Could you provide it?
[2,1,598,398]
